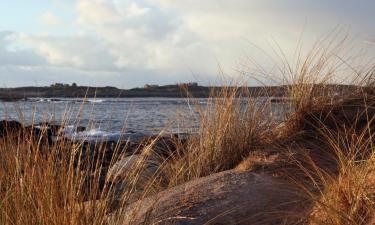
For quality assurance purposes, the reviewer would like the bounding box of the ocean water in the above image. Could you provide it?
[0,97,286,140]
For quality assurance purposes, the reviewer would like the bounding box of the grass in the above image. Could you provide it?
[0,126,112,225]
[270,35,375,224]
[160,86,277,187]
[0,34,375,224]
[0,112,162,224]
[308,129,375,225]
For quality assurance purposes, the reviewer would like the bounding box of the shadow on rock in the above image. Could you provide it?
[113,170,310,225]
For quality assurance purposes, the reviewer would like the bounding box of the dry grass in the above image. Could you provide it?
[304,126,375,225]
[0,121,162,225]
[160,86,277,187]
[0,130,108,225]
[272,36,375,224]
[231,34,375,224]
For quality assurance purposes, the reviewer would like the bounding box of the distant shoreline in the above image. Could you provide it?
[0,83,361,101]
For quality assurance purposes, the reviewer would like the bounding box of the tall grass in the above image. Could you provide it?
[307,127,375,225]
[0,108,161,224]
[160,86,277,187]
[268,35,375,224]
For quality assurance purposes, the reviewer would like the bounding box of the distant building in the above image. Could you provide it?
[50,83,65,87]
[177,82,198,87]
[187,82,198,87]
[50,83,72,88]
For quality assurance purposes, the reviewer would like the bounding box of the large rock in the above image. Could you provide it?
[282,95,375,138]
[115,170,309,225]
[107,155,160,184]
[0,120,23,138]
[105,154,163,212]
[71,134,184,202]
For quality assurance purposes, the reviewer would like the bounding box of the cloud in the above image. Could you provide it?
[0,31,46,67]
[77,0,122,25]
[0,0,374,87]
[0,64,198,88]
[40,12,64,27]
[23,34,117,71]
[0,65,116,87]
[74,0,216,73]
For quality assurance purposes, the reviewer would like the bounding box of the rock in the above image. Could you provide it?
[0,120,23,138]
[107,155,160,183]
[151,134,188,158]
[26,125,54,145]
[78,166,109,201]
[105,154,163,212]
[24,123,75,146]
[0,120,81,144]
[117,170,310,225]
[76,126,86,132]
[73,143,159,203]
[72,134,185,203]
[289,95,375,135]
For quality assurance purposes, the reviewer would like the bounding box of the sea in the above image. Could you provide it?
[0,97,286,141]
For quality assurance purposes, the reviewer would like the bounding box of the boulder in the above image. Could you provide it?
[107,155,160,183]
[283,95,375,138]
[0,121,82,145]
[73,135,184,203]
[0,120,23,138]
[117,170,310,225]
[105,154,163,212]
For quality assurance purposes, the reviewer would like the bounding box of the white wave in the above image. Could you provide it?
[88,99,104,103]
[62,128,147,142]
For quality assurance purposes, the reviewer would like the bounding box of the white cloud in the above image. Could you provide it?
[0,31,46,67]
[22,34,116,71]
[40,12,64,27]
[74,0,212,73]
[1,0,374,87]
[76,0,122,25]
[72,0,352,76]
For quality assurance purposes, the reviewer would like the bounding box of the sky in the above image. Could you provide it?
[0,0,374,88]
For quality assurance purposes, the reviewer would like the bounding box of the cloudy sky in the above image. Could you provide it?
[0,0,374,88]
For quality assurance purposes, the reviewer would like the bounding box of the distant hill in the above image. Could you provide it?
[0,82,365,101]
[0,83,210,100]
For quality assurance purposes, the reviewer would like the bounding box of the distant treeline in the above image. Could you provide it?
[0,82,366,101]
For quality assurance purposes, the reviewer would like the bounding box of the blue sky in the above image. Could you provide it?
[0,1,75,34]
[0,0,374,88]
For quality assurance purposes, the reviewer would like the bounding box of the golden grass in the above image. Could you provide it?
[309,158,375,225]
[233,34,375,224]
[273,36,375,224]
[159,86,277,187]
[0,121,161,225]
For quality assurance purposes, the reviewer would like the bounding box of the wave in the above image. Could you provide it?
[26,98,204,105]
[87,99,104,103]
[62,127,150,142]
